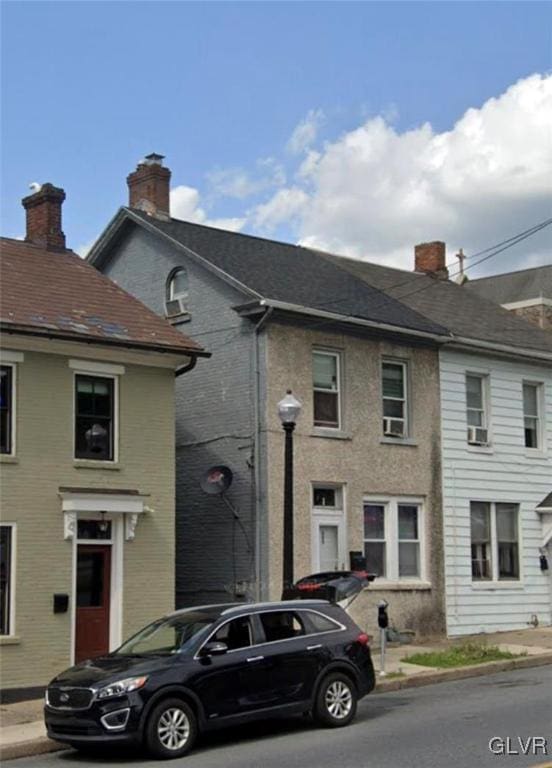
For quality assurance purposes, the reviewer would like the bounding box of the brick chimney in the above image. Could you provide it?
[127,153,171,219]
[414,241,448,279]
[22,183,66,250]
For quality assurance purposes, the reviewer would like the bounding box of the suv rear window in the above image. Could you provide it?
[304,610,342,634]
[259,611,305,642]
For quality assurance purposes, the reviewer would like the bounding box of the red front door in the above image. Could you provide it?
[75,544,111,663]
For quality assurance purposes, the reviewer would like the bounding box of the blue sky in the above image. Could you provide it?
[1,1,551,273]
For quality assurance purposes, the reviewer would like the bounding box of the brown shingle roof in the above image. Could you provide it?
[0,238,205,356]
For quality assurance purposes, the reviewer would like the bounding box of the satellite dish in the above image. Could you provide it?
[200,465,233,496]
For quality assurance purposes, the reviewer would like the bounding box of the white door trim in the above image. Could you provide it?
[311,511,347,572]
[70,514,123,665]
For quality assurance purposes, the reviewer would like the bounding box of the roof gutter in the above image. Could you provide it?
[450,336,552,363]
[0,323,210,359]
[257,299,451,343]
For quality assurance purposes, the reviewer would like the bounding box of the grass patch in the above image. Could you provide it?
[402,642,525,669]
[383,671,406,679]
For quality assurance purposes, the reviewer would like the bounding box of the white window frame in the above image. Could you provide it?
[311,484,346,572]
[168,267,189,301]
[381,359,409,438]
[72,370,119,464]
[363,496,425,584]
[522,381,544,451]
[0,357,21,457]
[470,501,522,586]
[0,523,17,637]
[312,349,342,431]
[466,372,491,445]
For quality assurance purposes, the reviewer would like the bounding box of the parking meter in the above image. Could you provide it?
[378,600,389,629]
[377,600,389,676]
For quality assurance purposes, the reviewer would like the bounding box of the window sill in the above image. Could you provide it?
[525,449,547,460]
[0,454,19,464]
[168,312,191,325]
[366,581,431,591]
[73,460,121,471]
[471,581,524,591]
[0,635,21,645]
[379,437,418,447]
[466,444,494,455]
[310,428,351,441]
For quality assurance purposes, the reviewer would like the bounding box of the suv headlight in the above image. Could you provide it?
[97,676,148,700]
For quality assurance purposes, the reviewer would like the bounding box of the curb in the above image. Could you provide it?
[374,651,552,693]
[0,738,64,762]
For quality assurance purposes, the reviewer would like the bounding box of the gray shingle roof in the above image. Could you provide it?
[318,252,552,354]
[94,209,552,355]
[130,210,446,336]
[537,492,552,510]
[465,265,552,304]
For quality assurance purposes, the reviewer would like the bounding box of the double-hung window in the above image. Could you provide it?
[363,499,423,581]
[165,267,189,317]
[75,375,115,461]
[313,351,341,430]
[466,373,489,445]
[0,365,14,455]
[382,361,408,438]
[0,525,14,635]
[470,501,520,582]
[523,382,542,449]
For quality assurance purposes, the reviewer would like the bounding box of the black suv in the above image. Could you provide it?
[45,600,375,760]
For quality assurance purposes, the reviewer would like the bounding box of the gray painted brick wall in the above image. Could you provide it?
[101,227,260,606]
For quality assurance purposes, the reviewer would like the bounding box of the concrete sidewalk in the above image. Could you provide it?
[1,627,552,762]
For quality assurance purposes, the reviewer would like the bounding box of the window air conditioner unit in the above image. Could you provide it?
[165,297,187,318]
[467,426,488,445]
[383,417,405,437]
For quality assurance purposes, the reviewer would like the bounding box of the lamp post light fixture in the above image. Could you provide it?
[277,390,302,597]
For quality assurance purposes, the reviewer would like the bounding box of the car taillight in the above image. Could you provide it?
[356,633,371,646]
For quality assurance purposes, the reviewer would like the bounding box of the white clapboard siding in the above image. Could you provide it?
[440,348,552,636]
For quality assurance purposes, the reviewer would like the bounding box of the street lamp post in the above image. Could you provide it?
[277,390,302,598]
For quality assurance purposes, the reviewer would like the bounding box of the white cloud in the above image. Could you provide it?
[206,158,285,200]
[170,185,245,232]
[286,109,325,155]
[255,73,552,273]
[76,238,96,258]
[252,187,309,233]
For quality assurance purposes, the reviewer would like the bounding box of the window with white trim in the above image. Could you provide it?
[523,382,542,449]
[0,525,14,635]
[382,361,408,438]
[74,375,115,461]
[363,499,423,581]
[165,267,189,317]
[312,350,341,429]
[470,501,519,582]
[0,365,14,455]
[466,373,490,445]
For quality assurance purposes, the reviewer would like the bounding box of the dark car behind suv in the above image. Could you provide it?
[45,600,375,759]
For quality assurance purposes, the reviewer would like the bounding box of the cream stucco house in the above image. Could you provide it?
[0,183,207,696]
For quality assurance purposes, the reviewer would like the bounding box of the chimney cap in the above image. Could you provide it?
[143,153,165,166]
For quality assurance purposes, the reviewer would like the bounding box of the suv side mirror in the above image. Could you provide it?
[201,641,228,657]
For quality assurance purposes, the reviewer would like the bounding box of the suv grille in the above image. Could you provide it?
[47,687,94,710]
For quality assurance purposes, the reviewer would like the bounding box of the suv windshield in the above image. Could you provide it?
[115,613,215,656]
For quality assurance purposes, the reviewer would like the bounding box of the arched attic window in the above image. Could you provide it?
[165,267,189,318]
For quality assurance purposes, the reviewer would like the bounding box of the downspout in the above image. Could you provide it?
[175,355,198,377]
[253,307,274,600]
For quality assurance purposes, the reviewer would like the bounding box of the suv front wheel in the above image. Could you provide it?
[314,672,357,727]
[145,697,197,759]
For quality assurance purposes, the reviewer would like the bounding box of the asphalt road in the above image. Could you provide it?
[12,666,552,768]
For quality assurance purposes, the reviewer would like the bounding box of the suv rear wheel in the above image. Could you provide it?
[145,697,197,759]
[314,672,357,727]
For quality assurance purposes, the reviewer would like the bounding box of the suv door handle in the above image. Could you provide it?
[307,644,322,651]
[246,655,264,662]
